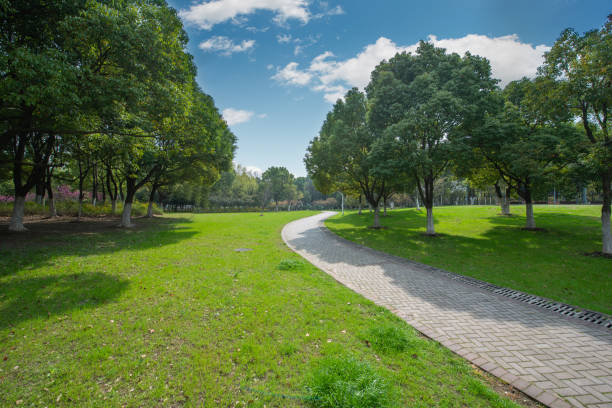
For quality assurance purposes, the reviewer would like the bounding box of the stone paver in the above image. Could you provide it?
[282,212,612,408]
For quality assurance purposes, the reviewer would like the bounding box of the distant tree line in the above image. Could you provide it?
[154,164,341,212]
[0,0,236,230]
[306,17,612,254]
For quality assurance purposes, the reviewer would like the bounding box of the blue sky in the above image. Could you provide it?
[167,0,610,177]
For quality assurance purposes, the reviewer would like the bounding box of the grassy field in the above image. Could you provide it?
[0,212,529,407]
[326,205,611,314]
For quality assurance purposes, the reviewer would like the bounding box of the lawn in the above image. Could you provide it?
[325,205,611,314]
[0,212,529,407]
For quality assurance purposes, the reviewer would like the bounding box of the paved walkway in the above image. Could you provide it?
[282,212,612,408]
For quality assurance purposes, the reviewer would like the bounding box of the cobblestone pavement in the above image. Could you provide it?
[282,212,612,408]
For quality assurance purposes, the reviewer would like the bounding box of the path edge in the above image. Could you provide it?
[281,211,571,408]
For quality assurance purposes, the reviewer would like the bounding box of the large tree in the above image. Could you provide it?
[539,16,612,253]
[305,89,392,228]
[367,42,497,234]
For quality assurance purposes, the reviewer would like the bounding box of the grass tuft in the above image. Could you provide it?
[363,324,412,354]
[277,258,305,270]
[305,355,394,408]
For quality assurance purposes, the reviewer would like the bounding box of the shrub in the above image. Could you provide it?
[363,324,412,354]
[305,355,393,408]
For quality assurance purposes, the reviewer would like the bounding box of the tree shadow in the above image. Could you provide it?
[0,272,129,329]
[285,213,612,341]
[0,216,197,277]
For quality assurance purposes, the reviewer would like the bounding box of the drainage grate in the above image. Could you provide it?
[440,271,612,329]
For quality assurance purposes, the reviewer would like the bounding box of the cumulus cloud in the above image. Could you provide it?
[180,0,310,30]
[222,108,255,126]
[272,34,550,102]
[199,36,255,55]
[222,108,267,126]
[272,62,313,86]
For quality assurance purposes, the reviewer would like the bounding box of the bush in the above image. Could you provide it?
[363,324,412,354]
[305,355,393,408]
[0,200,162,217]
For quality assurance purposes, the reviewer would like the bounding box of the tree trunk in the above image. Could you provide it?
[8,196,27,231]
[525,200,536,229]
[46,176,57,217]
[495,182,511,215]
[341,193,344,215]
[373,205,381,228]
[426,206,435,235]
[111,199,117,214]
[92,162,97,207]
[601,173,612,254]
[383,196,387,216]
[35,181,44,205]
[120,179,137,227]
[415,188,420,211]
[146,184,157,218]
[358,195,362,215]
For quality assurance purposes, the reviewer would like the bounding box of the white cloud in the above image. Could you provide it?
[223,108,255,126]
[272,34,550,102]
[199,36,255,55]
[313,4,344,19]
[272,62,313,86]
[180,0,310,30]
[277,34,292,43]
[223,108,268,126]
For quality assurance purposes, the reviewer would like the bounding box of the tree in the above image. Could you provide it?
[539,16,612,253]
[469,79,579,229]
[261,167,294,211]
[367,42,498,234]
[305,89,392,228]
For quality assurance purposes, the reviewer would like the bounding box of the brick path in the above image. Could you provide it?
[282,212,612,408]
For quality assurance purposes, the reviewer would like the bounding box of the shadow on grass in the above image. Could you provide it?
[0,272,129,329]
[0,216,197,277]
[290,212,611,334]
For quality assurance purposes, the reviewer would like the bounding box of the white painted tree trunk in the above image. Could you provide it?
[426,207,435,235]
[120,203,133,227]
[48,197,57,217]
[372,206,381,228]
[9,196,27,231]
[341,193,344,216]
[502,199,511,216]
[111,199,117,214]
[602,208,612,255]
[415,195,420,211]
[525,202,536,229]
[146,201,154,218]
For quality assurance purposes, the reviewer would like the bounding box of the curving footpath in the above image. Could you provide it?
[282,212,612,408]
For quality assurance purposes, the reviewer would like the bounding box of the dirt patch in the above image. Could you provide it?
[0,215,163,250]
[475,365,544,407]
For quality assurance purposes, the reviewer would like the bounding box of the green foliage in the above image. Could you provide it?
[0,201,162,217]
[305,355,394,408]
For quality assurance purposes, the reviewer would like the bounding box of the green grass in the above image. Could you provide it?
[0,212,525,407]
[326,205,611,314]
